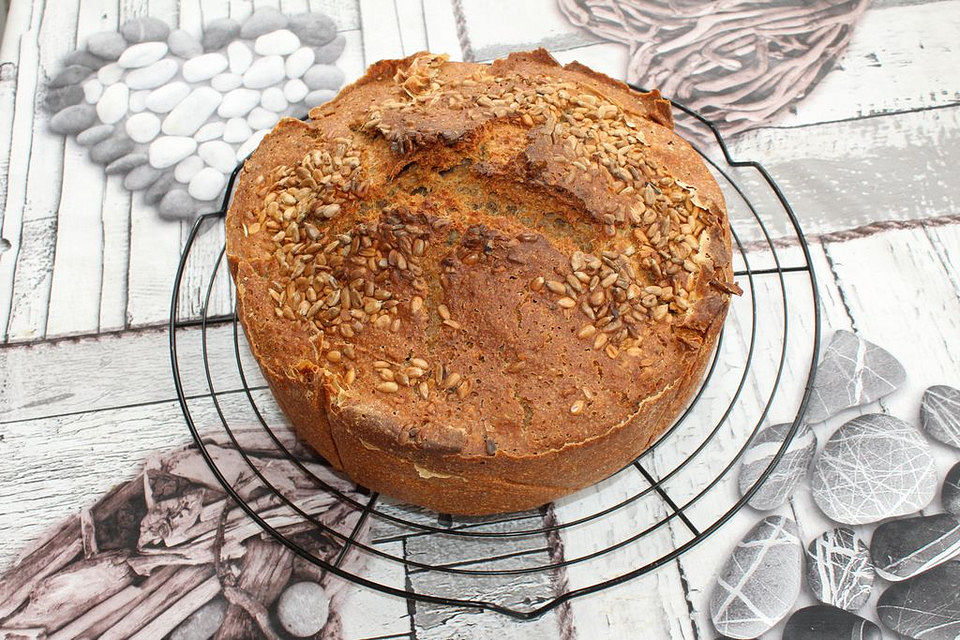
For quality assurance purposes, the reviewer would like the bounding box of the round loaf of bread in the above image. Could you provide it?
[225,50,736,515]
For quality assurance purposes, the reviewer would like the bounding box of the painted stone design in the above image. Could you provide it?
[44,10,348,220]
[812,413,936,525]
[710,515,802,639]
[737,421,816,510]
[920,384,960,449]
[805,330,905,424]
[877,560,960,640]
[805,527,874,612]
[871,513,960,581]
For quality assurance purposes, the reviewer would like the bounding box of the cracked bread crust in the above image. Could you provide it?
[226,50,735,515]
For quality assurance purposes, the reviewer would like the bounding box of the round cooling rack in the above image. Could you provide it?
[169,94,821,619]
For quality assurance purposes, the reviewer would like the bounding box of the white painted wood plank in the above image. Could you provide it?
[45,0,116,339]
[280,0,309,16]
[1,0,76,343]
[790,0,960,125]
[729,105,960,236]
[421,0,462,61]
[395,0,426,55]
[335,540,412,640]
[359,0,404,63]
[98,178,132,332]
[550,42,629,82]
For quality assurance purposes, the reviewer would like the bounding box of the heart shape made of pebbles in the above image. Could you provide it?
[45,8,348,220]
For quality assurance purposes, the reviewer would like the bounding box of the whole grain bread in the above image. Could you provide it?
[225,50,736,515]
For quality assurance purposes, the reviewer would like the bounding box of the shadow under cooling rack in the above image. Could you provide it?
[168,96,821,619]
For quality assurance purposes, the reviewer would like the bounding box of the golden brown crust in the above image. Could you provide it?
[226,50,734,514]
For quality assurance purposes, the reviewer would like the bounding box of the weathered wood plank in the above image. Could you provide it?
[395,0,427,56]
[729,105,960,237]
[0,322,266,422]
[45,0,115,339]
[359,0,404,63]
[2,0,77,342]
[421,0,462,62]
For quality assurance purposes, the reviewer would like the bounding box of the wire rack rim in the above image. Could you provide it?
[168,95,822,618]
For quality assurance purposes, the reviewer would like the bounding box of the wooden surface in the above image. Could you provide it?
[1,1,959,638]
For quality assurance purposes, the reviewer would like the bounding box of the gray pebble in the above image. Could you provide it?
[877,560,960,640]
[76,124,115,146]
[49,65,92,88]
[945,461,960,516]
[303,89,336,108]
[169,597,227,640]
[159,189,199,220]
[313,35,346,64]
[120,17,170,43]
[871,513,960,581]
[302,64,344,91]
[920,385,960,449]
[44,84,84,113]
[49,104,97,134]
[806,330,905,423]
[90,135,135,164]
[289,12,336,46]
[144,171,176,204]
[168,29,203,58]
[202,18,240,52]
[63,49,107,70]
[240,8,288,40]
[105,152,148,175]
[737,421,816,511]
[812,413,937,525]
[782,605,881,640]
[86,31,127,60]
[123,164,163,190]
[710,516,802,638]
[806,527,875,611]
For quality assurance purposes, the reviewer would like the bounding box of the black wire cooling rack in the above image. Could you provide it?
[169,94,821,620]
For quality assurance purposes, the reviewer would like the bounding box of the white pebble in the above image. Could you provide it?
[247,107,279,130]
[98,63,124,86]
[242,55,284,90]
[150,136,198,168]
[254,29,300,56]
[117,42,168,69]
[182,53,228,83]
[223,118,252,143]
[304,89,336,108]
[83,79,104,104]
[128,90,149,113]
[97,83,129,124]
[227,41,253,75]
[260,87,287,112]
[284,47,314,79]
[125,58,179,90]
[236,128,269,160]
[175,155,204,183]
[125,112,161,143]
[189,167,227,201]
[283,79,308,104]
[145,81,190,114]
[211,73,242,92]
[218,88,261,118]
[198,140,236,173]
[196,121,225,142]
[162,87,222,136]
